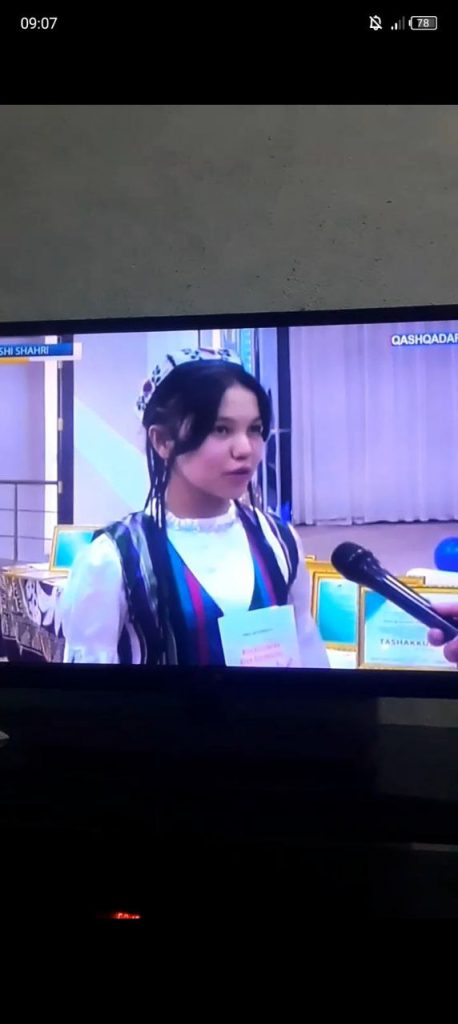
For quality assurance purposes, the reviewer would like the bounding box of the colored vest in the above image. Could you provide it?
[95,503,299,666]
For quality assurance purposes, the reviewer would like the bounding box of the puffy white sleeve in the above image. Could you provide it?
[59,535,128,664]
[287,525,330,669]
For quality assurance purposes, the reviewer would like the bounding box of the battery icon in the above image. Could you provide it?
[409,16,438,29]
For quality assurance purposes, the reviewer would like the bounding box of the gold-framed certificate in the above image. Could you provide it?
[358,584,457,671]
[305,558,333,576]
[311,570,359,651]
[49,524,100,572]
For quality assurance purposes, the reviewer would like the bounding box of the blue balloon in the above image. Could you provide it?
[434,537,458,571]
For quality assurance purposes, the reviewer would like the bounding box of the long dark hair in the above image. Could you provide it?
[142,359,271,661]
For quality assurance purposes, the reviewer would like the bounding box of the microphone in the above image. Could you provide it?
[331,542,458,642]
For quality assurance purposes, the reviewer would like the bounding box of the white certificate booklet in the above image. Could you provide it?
[218,604,301,668]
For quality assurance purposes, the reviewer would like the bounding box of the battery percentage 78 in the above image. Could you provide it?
[409,16,438,29]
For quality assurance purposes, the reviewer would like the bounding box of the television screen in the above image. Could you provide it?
[1,310,458,676]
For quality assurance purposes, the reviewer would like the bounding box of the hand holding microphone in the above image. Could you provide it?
[331,541,458,664]
[426,605,458,664]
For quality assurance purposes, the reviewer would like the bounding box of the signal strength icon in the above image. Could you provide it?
[391,16,406,29]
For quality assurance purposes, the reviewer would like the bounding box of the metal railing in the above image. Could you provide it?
[0,479,59,563]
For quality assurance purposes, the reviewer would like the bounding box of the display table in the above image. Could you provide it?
[0,564,68,663]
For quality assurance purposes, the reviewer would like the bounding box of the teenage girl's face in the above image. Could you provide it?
[154,384,265,509]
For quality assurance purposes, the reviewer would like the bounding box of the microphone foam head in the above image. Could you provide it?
[331,542,379,583]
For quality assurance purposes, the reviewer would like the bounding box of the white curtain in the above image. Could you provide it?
[290,321,458,526]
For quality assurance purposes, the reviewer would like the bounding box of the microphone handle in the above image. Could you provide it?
[384,571,433,609]
[367,571,458,642]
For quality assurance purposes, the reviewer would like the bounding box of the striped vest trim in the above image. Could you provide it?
[236,503,299,589]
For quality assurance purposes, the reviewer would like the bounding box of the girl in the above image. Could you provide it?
[60,347,329,668]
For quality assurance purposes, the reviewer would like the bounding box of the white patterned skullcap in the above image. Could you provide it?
[135,346,242,418]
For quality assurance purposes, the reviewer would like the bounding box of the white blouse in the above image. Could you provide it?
[59,502,330,669]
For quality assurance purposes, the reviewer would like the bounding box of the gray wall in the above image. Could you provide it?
[2,104,458,795]
[0,105,456,321]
